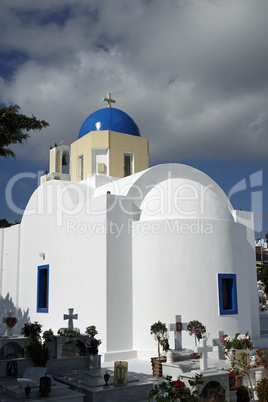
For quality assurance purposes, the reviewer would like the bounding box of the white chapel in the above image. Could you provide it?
[0,93,261,361]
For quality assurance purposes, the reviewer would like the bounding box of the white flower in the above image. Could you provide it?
[163,332,169,340]
[237,334,245,340]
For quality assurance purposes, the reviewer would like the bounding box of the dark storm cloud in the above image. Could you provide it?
[0,0,267,162]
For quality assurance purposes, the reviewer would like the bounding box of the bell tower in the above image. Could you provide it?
[70,93,149,182]
[40,141,71,184]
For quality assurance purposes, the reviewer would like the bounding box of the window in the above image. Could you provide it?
[78,155,84,181]
[124,153,133,177]
[218,273,238,315]
[37,265,49,313]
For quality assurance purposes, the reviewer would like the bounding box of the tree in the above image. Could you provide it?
[257,265,268,295]
[0,105,49,158]
[0,219,11,228]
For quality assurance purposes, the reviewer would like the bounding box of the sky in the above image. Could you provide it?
[0,0,268,236]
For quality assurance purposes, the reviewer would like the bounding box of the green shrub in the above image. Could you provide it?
[255,376,268,402]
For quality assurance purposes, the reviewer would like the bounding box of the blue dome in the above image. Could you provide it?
[78,107,141,139]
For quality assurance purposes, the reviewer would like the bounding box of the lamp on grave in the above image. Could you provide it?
[40,375,51,397]
[114,361,128,386]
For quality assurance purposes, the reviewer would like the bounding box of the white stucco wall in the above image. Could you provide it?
[127,165,259,357]
[105,195,134,357]
[0,224,21,307]
[9,180,109,349]
[0,162,260,362]
[132,218,259,356]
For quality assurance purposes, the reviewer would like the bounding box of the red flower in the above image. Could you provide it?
[173,380,185,388]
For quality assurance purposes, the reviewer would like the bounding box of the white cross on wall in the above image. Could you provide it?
[197,338,213,371]
[63,308,78,330]
[103,92,116,108]
[169,315,188,350]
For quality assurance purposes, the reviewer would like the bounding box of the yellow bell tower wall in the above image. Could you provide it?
[71,131,109,182]
[70,130,148,182]
[109,131,148,178]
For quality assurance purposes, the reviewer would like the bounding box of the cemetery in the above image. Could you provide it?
[0,95,268,400]
[1,309,268,400]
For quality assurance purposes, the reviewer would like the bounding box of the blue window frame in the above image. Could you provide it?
[37,265,49,313]
[218,273,238,315]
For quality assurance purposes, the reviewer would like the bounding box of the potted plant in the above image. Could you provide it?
[42,329,56,359]
[221,332,253,368]
[43,329,55,342]
[255,376,268,402]
[85,325,102,369]
[150,321,169,377]
[254,347,268,380]
[221,332,254,398]
[148,374,203,401]
[85,326,102,355]
[21,322,49,367]
[85,325,98,338]
[236,385,251,402]
[186,320,206,346]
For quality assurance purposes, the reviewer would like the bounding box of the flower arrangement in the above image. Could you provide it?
[21,322,42,338]
[5,316,17,328]
[85,325,98,338]
[85,325,101,354]
[190,352,200,360]
[148,374,203,401]
[150,321,169,359]
[43,329,55,342]
[186,320,206,344]
[86,338,102,355]
[221,332,253,351]
[255,348,268,369]
[221,331,254,400]
[57,327,80,338]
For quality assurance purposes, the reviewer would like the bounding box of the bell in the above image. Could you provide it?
[62,155,67,166]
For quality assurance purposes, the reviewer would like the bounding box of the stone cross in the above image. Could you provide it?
[169,315,188,350]
[63,308,78,330]
[197,338,213,371]
[212,330,225,360]
[103,92,116,108]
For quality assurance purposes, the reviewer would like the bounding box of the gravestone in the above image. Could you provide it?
[0,337,27,360]
[63,308,78,330]
[0,341,24,359]
[169,315,188,350]
[168,315,193,361]
[212,330,225,360]
[196,338,213,372]
[61,340,86,357]
[17,367,47,388]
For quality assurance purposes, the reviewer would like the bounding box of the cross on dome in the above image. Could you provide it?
[103,92,116,108]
